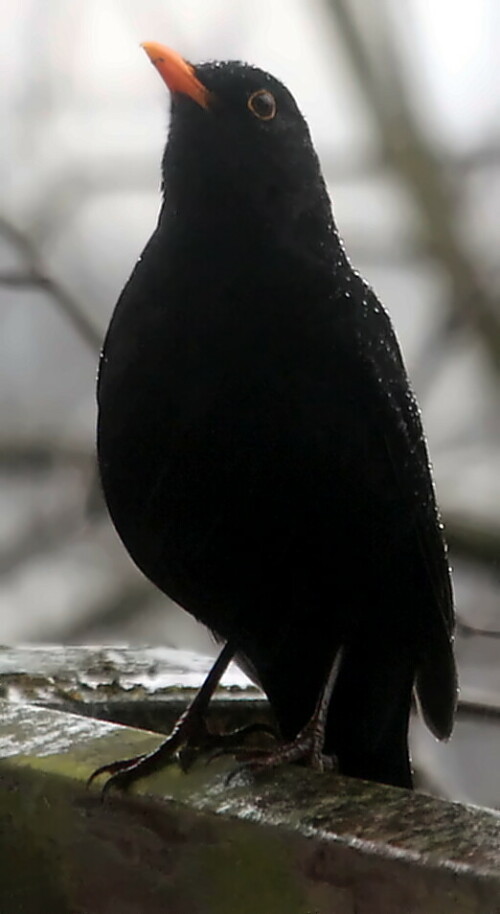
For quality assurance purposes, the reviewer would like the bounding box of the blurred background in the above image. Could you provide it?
[1,0,500,806]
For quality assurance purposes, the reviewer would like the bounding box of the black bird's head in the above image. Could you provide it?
[142,42,335,248]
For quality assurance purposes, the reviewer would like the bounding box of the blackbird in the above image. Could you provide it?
[92,42,457,793]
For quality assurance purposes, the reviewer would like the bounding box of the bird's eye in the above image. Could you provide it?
[247,89,277,121]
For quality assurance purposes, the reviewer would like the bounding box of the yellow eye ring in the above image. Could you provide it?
[247,89,277,121]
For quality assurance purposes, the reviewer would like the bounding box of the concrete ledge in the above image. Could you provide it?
[0,644,269,735]
[1,695,500,913]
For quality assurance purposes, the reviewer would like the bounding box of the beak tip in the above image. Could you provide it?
[139,41,210,110]
[140,41,155,63]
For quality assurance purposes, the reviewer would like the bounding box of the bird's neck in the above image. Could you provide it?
[158,178,345,272]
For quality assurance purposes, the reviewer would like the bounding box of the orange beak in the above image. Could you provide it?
[141,42,210,109]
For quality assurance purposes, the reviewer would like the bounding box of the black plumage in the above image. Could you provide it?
[96,47,457,790]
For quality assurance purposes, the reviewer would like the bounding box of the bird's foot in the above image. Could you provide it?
[224,652,344,782]
[87,711,277,796]
[178,720,277,771]
[86,707,201,796]
[226,716,337,783]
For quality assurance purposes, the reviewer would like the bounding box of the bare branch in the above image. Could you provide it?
[325,0,500,370]
[0,271,38,286]
[446,512,500,570]
[60,577,156,642]
[0,507,86,578]
[0,216,102,353]
[457,620,500,640]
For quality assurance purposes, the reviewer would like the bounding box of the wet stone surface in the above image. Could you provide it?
[0,644,271,735]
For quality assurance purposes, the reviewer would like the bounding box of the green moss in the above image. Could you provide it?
[187,821,305,914]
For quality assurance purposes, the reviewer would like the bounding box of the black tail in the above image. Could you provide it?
[415,619,457,741]
[324,637,414,789]
[238,633,415,790]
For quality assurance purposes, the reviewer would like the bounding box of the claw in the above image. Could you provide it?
[222,648,342,782]
[223,720,338,784]
[86,640,237,796]
[86,752,147,789]
[202,721,277,766]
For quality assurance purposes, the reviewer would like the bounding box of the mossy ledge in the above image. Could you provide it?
[1,697,500,913]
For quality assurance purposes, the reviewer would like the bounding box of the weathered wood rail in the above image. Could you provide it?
[1,645,500,913]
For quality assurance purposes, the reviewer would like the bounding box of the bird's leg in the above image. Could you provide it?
[87,639,273,795]
[228,647,344,778]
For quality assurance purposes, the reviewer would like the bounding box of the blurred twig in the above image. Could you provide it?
[62,578,157,642]
[0,507,86,578]
[0,442,93,468]
[447,513,500,572]
[457,620,500,640]
[0,215,101,353]
[325,0,500,371]
[447,513,500,637]
[321,143,500,184]
[409,311,461,399]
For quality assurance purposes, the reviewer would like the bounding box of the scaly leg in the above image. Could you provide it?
[227,647,344,779]
[87,640,274,795]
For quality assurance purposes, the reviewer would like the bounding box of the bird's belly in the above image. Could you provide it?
[98,381,360,643]
[97,331,419,649]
